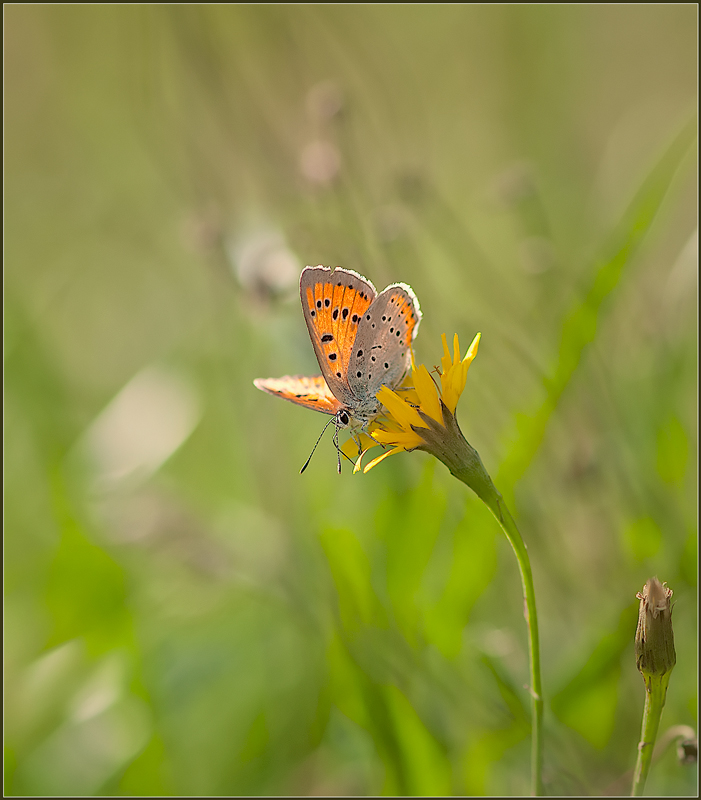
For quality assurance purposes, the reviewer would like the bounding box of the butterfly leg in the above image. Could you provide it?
[333,415,342,474]
[349,430,364,457]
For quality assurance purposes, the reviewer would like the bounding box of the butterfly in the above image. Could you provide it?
[254,265,422,471]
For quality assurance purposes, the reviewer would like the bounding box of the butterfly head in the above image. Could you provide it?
[300,407,354,474]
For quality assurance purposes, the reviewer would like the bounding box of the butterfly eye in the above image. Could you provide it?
[339,411,350,426]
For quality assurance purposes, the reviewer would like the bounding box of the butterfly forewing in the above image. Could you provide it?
[253,375,344,416]
[300,266,377,405]
[348,283,421,397]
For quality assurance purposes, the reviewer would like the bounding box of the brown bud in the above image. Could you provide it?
[635,577,676,684]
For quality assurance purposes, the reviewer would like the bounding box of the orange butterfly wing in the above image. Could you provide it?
[253,375,344,416]
[299,266,376,405]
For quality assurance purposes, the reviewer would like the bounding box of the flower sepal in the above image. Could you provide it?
[412,400,497,506]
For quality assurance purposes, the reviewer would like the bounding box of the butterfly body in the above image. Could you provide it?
[255,266,421,430]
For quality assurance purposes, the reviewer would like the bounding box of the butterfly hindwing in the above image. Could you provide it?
[348,283,421,397]
[299,266,377,406]
[253,375,343,416]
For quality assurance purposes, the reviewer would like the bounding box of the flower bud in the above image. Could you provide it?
[635,577,676,685]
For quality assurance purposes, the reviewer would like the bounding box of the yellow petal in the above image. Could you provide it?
[393,382,420,405]
[440,360,450,401]
[372,417,405,434]
[441,333,451,362]
[464,332,480,365]
[341,432,376,460]
[453,332,460,366]
[440,332,454,383]
[459,360,468,392]
[441,352,452,378]
[441,379,458,414]
[377,385,426,430]
[356,432,377,449]
[402,389,421,406]
[413,364,443,424]
[340,438,360,460]
[363,446,404,473]
[371,429,424,448]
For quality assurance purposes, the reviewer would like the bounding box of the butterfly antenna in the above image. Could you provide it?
[300,416,337,474]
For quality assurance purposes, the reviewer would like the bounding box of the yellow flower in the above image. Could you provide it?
[344,332,481,473]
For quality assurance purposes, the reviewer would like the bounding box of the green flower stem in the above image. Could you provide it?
[631,672,672,795]
[462,463,544,797]
[417,404,544,795]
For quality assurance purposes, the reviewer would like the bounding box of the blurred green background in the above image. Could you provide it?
[5,5,697,796]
